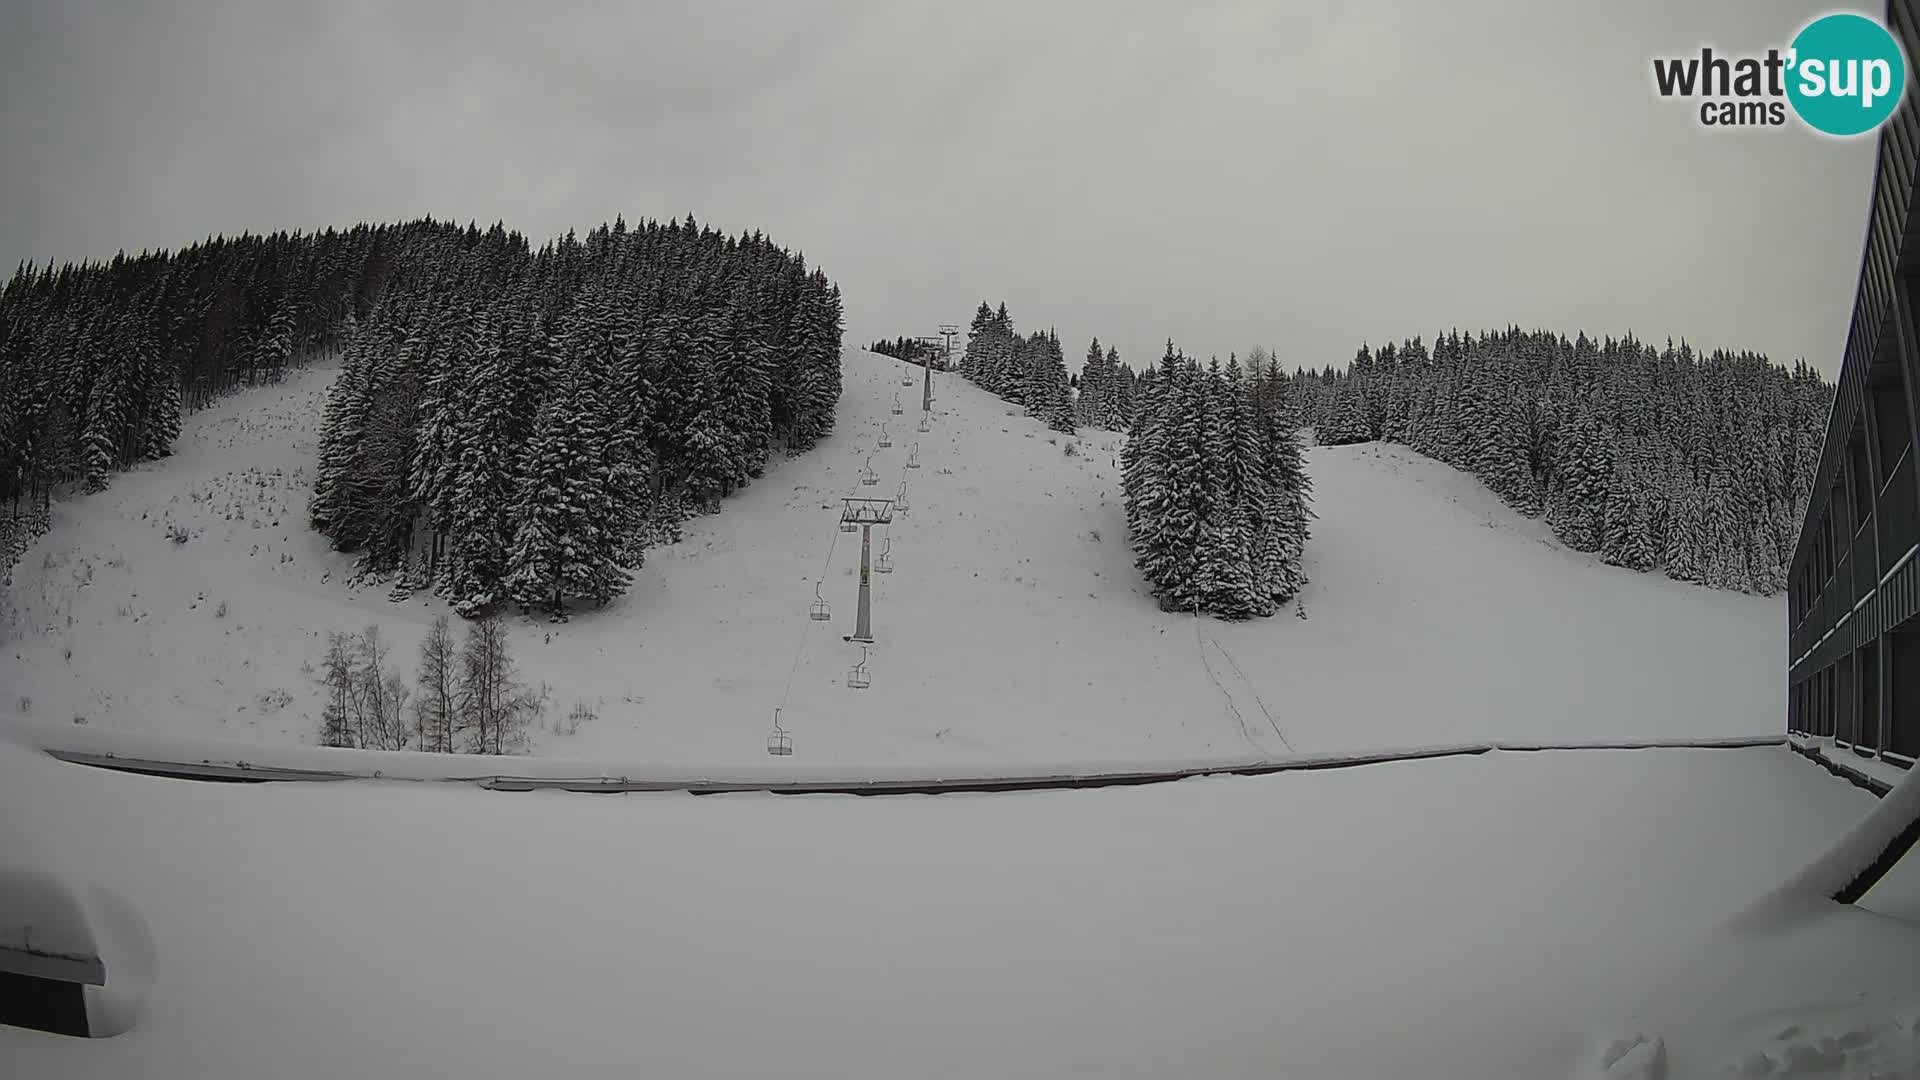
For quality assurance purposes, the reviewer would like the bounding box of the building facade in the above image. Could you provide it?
[1785,0,1920,766]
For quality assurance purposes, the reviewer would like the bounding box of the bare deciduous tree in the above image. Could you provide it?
[457,615,539,755]
[315,613,538,755]
[349,624,413,751]
[319,631,357,748]
[414,614,458,753]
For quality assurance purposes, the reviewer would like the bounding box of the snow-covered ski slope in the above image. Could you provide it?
[0,348,1783,765]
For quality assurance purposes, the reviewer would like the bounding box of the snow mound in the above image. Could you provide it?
[1736,765,1920,928]
[76,881,156,1038]
[0,349,1784,765]
[0,862,101,972]
[1726,1018,1910,1077]
[1587,1035,1667,1079]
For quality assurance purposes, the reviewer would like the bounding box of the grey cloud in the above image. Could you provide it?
[0,0,1876,375]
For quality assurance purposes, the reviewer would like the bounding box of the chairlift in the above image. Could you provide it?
[876,536,894,574]
[879,423,892,448]
[809,582,831,621]
[892,393,904,416]
[767,708,793,756]
[917,414,931,433]
[906,443,921,469]
[894,481,910,515]
[847,647,872,690]
[860,456,879,486]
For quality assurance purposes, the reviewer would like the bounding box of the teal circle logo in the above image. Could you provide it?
[1786,13,1907,136]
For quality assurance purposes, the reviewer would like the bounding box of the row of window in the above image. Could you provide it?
[1788,618,1920,765]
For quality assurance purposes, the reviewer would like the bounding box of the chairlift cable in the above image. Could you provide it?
[777,518,845,715]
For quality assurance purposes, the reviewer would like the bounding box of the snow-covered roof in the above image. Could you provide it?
[0,863,105,986]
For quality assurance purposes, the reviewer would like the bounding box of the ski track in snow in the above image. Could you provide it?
[0,348,1783,766]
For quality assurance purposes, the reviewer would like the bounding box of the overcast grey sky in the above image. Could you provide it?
[0,1,1879,376]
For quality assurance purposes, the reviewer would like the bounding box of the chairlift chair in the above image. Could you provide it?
[892,393,904,416]
[906,443,921,469]
[876,536,894,574]
[917,415,931,433]
[809,582,831,621]
[860,456,880,486]
[847,647,872,690]
[767,708,793,756]
[894,481,910,515]
[879,423,892,448]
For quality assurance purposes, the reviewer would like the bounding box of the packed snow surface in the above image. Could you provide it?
[1,740,1913,1079]
[0,349,1782,764]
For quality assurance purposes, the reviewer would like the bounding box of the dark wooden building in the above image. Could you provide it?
[1786,0,1920,767]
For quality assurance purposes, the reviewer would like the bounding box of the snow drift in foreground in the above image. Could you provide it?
[0,349,1784,765]
[2,741,1913,1080]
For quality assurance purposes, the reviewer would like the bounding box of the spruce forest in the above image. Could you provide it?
[868,336,946,367]
[1000,320,1826,604]
[0,216,845,618]
[1295,330,1831,595]
[957,301,1079,433]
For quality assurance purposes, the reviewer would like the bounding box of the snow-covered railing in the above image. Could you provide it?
[1787,737,1903,798]
[1740,749,1920,923]
[2,718,1786,796]
[1789,541,1920,671]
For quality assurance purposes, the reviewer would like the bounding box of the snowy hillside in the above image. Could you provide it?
[0,348,1784,764]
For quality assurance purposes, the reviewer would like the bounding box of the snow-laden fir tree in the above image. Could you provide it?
[1123,343,1313,619]
[502,337,631,619]
[1030,330,1076,433]
[1075,337,1109,428]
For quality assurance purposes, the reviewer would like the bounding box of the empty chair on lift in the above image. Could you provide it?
[916,414,931,433]
[809,582,831,621]
[894,481,910,515]
[876,536,894,574]
[878,423,892,448]
[847,647,872,690]
[892,393,904,416]
[906,443,921,469]
[860,456,879,486]
[767,708,792,756]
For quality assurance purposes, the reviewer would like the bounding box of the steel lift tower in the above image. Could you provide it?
[839,497,894,643]
[939,324,959,369]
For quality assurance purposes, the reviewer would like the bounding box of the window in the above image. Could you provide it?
[1872,378,1913,490]
[1892,619,1920,761]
